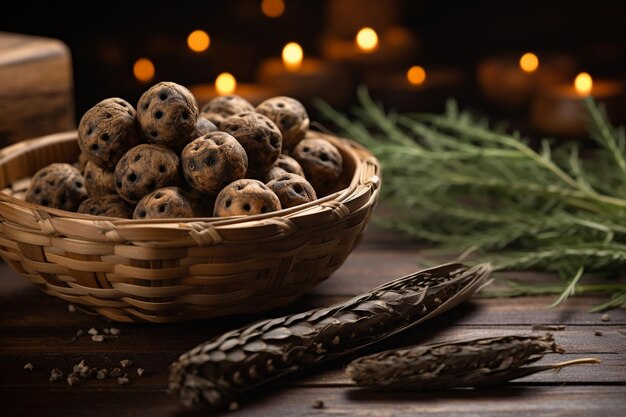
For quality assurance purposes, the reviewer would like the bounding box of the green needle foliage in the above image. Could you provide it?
[316,87,626,310]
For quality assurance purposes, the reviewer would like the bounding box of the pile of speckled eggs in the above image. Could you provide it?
[24,82,343,219]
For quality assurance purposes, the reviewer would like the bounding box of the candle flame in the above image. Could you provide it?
[187,30,210,52]
[407,65,426,86]
[574,72,593,97]
[282,42,303,72]
[133,58,155,83]
[261,0,285,18]
[356,27,378,52]
[215,72,236,95]
[519,52,539,73]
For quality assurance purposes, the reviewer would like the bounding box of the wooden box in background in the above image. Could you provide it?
[0,32,74,146]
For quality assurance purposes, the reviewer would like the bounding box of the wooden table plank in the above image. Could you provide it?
[2,328,624,388]
[2,265,624,330]
[1,386,625,417]
[1,227,625,416]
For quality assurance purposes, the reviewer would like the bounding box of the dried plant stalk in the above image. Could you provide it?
[169,263,492,408]
[347,334,601,390]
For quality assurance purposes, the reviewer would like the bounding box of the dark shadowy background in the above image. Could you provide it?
[1,0,625,119]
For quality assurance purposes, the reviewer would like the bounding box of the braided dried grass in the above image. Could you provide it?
[347,334,601,390]
[169,263,492,409]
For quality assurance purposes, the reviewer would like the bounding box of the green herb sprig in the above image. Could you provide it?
[316,87,626,310]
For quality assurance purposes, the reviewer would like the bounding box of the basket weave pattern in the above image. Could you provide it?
[0,131,380,322]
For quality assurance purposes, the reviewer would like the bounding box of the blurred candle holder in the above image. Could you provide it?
[322,26,419,70]
[477,52,576,108]
[365,65,464,112]
[257,42,352,106]
[189,72,277,107]
[531,72,626,137]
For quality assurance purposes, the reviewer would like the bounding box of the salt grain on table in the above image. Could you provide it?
[49,368,64,383]
[66,374,80,386]
[73,360,86,373]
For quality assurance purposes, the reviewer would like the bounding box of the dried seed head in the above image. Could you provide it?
[110,368,122,378]
[168,263,493,409]
[87,327,99,336]
[24,362,34,371]
[76,329,85,337]
[96,369,108,380]
[118,374,130,385]
[109,328,121,336]
[91,335,105,342]
[120,359,132,368]
[137,368,145,377]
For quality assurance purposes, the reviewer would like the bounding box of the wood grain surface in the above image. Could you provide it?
[0,32,74,146]
[0,226,624,416]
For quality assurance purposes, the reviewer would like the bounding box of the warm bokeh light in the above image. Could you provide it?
[574,72,593,97]
[407,65,427,86]
[282,42,303,72]
[133,58,155,82]
[519,52,539,73]
[215,72,236,95]
[356,27,379,52]
[261,0,285,17]
[187,30,210,52]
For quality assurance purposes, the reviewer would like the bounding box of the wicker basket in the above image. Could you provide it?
[0,131,380,323]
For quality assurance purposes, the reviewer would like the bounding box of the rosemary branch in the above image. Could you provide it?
[316,87,626,310]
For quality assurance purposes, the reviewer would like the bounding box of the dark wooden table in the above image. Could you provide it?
[1,227,624,416]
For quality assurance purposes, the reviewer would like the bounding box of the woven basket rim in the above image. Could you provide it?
[0,130,380,239]
[0,130,381,321]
